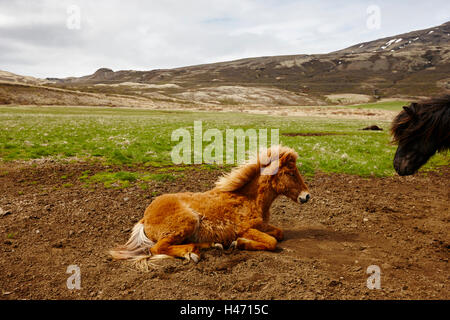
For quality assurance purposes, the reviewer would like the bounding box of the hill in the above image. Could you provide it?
[2,21,449,107]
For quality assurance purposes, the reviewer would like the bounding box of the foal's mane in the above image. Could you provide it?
[391,94,450,149]
[215,145,298,192]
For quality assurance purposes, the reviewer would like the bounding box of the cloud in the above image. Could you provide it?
[0,0,449,78]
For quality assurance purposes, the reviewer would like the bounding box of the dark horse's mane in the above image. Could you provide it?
[391,94,450,151]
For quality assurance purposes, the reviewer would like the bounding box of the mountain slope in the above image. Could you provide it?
[55,21,450,102]
[0,70,48,86]
[2,22,449,107]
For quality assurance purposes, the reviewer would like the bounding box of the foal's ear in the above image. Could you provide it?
[279,153,296,166]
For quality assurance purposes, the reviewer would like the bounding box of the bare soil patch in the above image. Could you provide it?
[0,162,448,300]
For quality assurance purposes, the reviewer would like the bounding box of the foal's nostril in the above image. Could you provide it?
[299,193,310,203]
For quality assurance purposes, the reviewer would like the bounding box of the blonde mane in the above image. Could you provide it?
[215,145,298,192]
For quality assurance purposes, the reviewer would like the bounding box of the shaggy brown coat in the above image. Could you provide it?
[110,145,310,262]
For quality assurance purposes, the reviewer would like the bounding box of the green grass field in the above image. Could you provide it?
[0,105,448,177]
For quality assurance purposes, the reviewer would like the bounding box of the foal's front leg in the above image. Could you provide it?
[234,228,278,251]
[259,223,284,241]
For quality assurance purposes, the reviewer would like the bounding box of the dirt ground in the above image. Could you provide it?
[0,161,448,300]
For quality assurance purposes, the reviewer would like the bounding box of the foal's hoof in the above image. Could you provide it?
[213,243,223,250]
[229,241,237,249]
[185,252,199,263]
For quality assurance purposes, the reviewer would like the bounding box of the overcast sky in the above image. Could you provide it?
[1,0,449,78]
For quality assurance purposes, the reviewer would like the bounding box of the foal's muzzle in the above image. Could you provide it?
[298,191,311,204]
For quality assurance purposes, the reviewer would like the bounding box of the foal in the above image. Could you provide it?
[110,145,310,263]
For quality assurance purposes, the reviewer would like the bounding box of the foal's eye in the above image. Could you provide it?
[287,172,295,177]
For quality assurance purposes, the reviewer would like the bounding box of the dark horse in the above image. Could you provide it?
[391,95,450,176]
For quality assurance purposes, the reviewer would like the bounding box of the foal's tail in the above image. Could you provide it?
[109,220,169,262]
